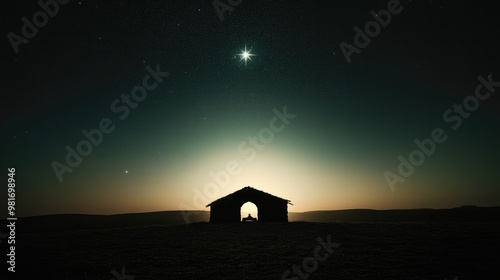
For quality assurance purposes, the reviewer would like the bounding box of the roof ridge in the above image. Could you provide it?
[206,186,290,207]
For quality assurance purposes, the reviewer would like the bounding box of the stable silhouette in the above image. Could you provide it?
[206,186,292,223]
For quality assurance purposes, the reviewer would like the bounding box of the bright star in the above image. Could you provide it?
[239,46,255,66]
[125,170,128,174]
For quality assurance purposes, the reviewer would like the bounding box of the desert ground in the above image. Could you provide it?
[11,220,500,279]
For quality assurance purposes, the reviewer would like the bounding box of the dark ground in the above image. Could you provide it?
[8,221,500,280]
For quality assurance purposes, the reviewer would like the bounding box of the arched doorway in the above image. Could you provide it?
[240,201,258,222]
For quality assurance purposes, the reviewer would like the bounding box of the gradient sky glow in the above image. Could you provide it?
[2,0,500,218]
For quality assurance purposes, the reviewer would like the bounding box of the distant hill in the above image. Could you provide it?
[5,211,209,234]
[3,206,500,233]
[288,206,500,222]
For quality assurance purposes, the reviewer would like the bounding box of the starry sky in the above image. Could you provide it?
[2,0,499,218]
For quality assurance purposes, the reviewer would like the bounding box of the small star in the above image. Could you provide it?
[238,45,256,66]
[125,170,128,174]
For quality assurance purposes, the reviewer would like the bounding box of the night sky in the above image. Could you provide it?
[2,0,499,218]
